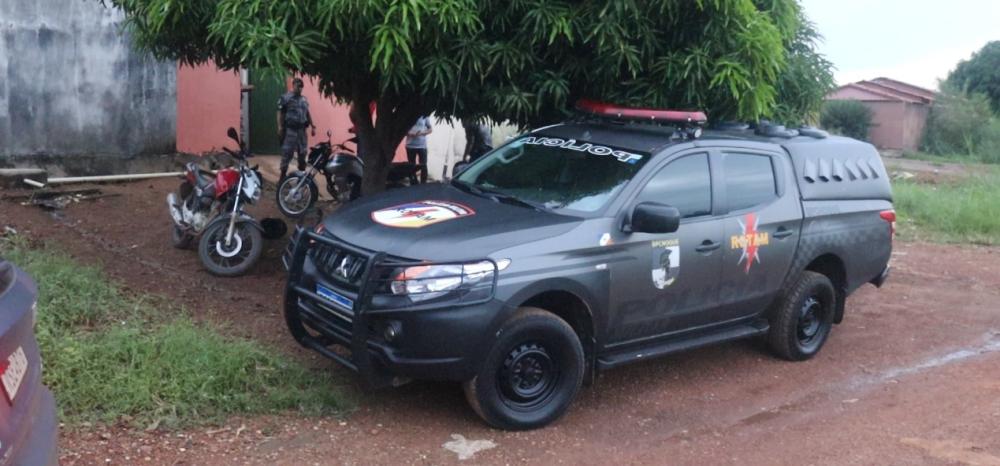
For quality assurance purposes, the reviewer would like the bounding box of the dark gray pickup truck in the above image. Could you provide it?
[284,102,894,430]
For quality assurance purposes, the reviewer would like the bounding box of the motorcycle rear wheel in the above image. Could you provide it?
[276,174,318,218]
[197,219,263,277]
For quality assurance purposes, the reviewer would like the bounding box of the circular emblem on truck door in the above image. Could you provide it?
[371,200,476,228]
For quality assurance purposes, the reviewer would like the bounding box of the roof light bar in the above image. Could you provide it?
[575,99,707,126]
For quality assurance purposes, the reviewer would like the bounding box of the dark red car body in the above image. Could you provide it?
[0,260,58,465]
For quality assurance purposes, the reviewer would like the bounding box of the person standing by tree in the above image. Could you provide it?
[277,77,316,180]
[463,119,493,163]
[405,116,433,184]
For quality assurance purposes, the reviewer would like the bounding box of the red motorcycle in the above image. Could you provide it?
[167,128,266,276]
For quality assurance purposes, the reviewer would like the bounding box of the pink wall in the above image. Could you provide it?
[176,64,242,154]
[177,64,406,160]
[284,77,406,161]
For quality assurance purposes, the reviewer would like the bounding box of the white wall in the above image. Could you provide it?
[422,118,522,181]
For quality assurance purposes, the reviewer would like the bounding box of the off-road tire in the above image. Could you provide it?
[463,307,584,430]
[197,218,263,277]
[276,174,318,218]
[768,271,836,361]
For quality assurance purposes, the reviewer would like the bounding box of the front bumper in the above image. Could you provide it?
[283,228,506,387]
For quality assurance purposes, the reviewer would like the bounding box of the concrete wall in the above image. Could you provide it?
[0,0,176,159]
[176,64,241,154]
[864,101,906,150]
[902,102,929,152]
[856,101,928,151]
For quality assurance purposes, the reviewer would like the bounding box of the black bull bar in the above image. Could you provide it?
[283,227,394,387]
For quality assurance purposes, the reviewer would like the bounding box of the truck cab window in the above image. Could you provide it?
[636,153,711,218]
[724,153,776,211]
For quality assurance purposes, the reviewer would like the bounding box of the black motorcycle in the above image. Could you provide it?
[276,131,422,218]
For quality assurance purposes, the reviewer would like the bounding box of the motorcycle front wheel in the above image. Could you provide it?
[197,218,263,277]
[276,174,318,218]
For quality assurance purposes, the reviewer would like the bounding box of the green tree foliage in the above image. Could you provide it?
[947,41,1000,114]
[922,85,1000,163]
[105,0,833,193]
[820,100,872,141]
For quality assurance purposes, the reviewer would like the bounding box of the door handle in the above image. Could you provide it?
[774,227,794,239]
[695,240,721,253]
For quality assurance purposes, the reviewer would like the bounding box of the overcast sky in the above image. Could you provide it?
[799,0,1000,90]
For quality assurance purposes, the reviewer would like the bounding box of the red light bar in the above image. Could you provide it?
[576,99,707,125]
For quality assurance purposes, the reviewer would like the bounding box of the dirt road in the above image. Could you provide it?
[2,179,999,465]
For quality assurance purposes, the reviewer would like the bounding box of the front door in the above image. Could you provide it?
[607,152,726,346]
[717,149,802,320]
[249,70,286,154]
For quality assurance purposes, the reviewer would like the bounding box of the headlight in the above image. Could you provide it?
[389,260,496,303]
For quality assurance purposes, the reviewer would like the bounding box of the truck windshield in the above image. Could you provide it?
[454,136,650,213]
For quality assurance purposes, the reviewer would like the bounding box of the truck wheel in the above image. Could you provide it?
[768,271,836,361]
[463,308,584,430]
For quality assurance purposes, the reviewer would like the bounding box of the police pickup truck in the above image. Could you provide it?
[283,101,894,430]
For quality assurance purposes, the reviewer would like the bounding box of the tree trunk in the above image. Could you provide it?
[348,93,423,197]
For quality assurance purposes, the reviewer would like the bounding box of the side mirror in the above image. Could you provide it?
[452,161,470,177]
[226,127,239,142]
[626,202,680,234]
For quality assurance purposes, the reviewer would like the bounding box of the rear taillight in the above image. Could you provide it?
[880,210,896,239]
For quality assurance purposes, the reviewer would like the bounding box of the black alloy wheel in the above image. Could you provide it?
[498,342,560,411]
[768,270,836,361]
[463,307,584,430]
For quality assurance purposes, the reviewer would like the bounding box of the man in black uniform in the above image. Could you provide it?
[276,78,316,180]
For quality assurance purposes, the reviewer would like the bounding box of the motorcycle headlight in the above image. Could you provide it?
[389,260,496,303]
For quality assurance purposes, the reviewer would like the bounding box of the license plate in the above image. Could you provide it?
[316,284,354,310]
[1,346,28,405]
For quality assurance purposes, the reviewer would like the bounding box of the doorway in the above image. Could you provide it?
[249,71,286,154]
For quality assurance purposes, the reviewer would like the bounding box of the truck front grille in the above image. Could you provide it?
[310,242,367,290]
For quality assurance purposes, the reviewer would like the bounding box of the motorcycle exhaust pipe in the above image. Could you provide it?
[166,193,184,225]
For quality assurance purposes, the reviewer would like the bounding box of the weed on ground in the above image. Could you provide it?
[1,237,351,429]
[893,168,1000,245]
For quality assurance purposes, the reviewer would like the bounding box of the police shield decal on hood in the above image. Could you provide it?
[371,200,476,229]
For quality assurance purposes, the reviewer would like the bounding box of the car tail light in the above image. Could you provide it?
[880,210,896,239]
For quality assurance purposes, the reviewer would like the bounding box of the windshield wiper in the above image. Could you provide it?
[450,179,484,196]
[477,186,545,212]
[451,180,544,212]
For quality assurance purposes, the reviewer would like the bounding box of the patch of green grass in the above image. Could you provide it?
[1,238,350,428]
[893,168,1000,245]
[900,150,982,165]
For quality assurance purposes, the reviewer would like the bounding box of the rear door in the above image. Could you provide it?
[716,148,802,320]
[607,151,726,345]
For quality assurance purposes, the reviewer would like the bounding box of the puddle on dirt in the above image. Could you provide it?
[854,333,1000,389]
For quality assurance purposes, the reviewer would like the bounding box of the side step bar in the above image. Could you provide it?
[597,320,769,371]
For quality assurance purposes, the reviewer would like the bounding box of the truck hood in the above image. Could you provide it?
[322,183,581,261]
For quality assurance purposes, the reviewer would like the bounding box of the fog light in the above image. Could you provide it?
[383,322,401,341]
